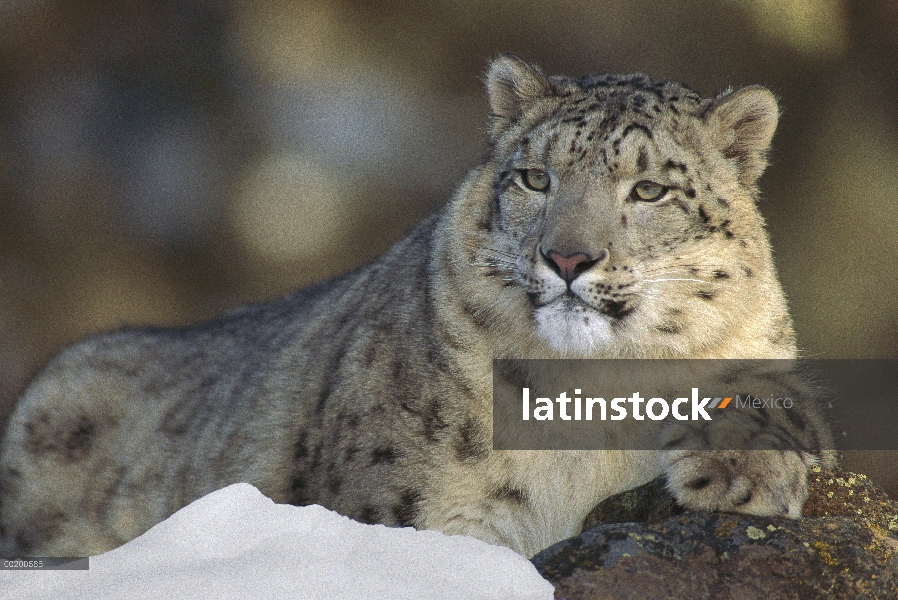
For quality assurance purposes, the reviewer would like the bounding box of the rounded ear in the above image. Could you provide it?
[703,85,779,187]
[485,54,551,141]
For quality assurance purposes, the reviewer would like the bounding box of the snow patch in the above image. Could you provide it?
[0,483,554,600]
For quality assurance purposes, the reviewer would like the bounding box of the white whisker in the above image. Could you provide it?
[643,278,708,285]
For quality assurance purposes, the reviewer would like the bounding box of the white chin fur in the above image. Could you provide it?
[534,304,612,355]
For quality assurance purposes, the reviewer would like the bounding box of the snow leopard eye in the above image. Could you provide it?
[631,180,667,201]
[521,169,550,192]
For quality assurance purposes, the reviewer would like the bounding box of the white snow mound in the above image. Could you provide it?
[0,483,555,600]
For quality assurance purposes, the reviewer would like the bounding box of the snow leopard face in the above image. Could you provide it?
[471,56,785,357]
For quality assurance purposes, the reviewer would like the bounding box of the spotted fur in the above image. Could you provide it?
[0,56,832,558]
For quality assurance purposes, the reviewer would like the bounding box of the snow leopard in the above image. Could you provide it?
[0,55,833,558]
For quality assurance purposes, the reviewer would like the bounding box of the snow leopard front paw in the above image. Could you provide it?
[662,449,819,518]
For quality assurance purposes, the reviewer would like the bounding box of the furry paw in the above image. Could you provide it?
[662,449,818,518]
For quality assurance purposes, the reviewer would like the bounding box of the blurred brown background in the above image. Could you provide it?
[0,1,896,482]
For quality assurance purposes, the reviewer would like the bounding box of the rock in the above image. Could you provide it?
[534,468,898,600]
[803,466,898,532]
[582,475,682,530]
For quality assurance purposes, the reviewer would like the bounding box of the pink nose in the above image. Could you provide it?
[543,250,595,284]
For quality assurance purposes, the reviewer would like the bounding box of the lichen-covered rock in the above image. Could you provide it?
[803,466,898,532]
[534,513,898,599]
[535,468,898,600]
